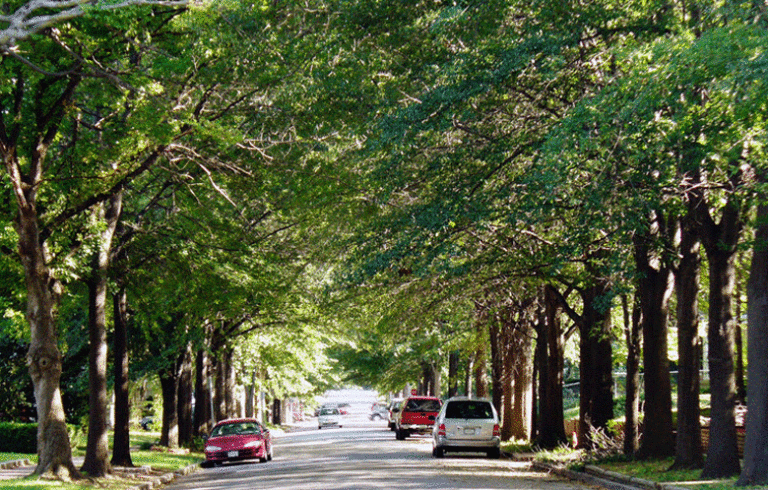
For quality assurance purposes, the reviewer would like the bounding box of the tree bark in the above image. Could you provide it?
[4,76,80,479]
[500,311,515,442]
[448,351,460,398]
[473,309,488,398]
[691,169,742,479]
[18,199,79,478]
[535,285,567,449]
[224,349,237,417]
[214,354,227,422]
[160,369,179,448]
[193,348,211,436]
[510,324,533,440]
[111,286,133,467]
[701,245,741,477]
[736,201,768,486]
[671,211,703,469]
[82,193,122,477]
[634,219,675,459]
[177,347,193,446]
[488,317,503,417]
[623,293,641,456]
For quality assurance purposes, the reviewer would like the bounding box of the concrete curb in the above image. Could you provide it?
[125,462,200,490]
[0,459,32,470]
[532,462,691,490]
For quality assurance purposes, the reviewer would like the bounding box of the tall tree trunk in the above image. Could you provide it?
[500,313,515,442]
[510,326,533,440]
[578,283,614,448]
[671,212,703,469]
[177,347,193,446]
[14,178,78,478]
[193,348,211,437]
[489,318,503,417]
[111,286,133,467]
[82,193,121,477]
[737,200,768,486]
[224,350,237,418]
[473,310,488,398]
[692,171,742,479]
[695,198,741,478]
[159,370,179,448]
[213,355,226,422]
[246,370,256,418]
[552,282,613,448]
[634,220,675,459]
[448,351,460,398]
[5,75,80,481]
[701,245,741,477]
[734,252,747,404]
[536,285,567,449]
[623,293,641,456]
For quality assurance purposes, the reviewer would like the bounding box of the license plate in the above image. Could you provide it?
[463,428,476,435]
[227,451,239,458]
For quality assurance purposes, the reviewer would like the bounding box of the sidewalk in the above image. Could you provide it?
[0,458,34,480]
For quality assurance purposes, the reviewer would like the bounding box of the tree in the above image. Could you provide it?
[738,196,768,485]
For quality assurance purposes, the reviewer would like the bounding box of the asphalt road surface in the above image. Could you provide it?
[165,416,595,490]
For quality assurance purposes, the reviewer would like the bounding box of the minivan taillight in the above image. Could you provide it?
[438,424,446,436]
[493,424,500,437]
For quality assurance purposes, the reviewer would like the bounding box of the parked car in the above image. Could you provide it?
[432,397,500,458]
[140,416,154,431]
[318,406,342,429]
[203,418,273,467]
[369,402,388,421]
[387,399,403,431]
[396,395,442,440]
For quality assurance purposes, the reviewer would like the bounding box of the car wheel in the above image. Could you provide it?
[432,447,444,458]
[395,429,406,440]
[318,425,322,430]
[268,445,273,461]
[487,447,501,459]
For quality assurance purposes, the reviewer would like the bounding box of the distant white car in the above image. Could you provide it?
[318,407,342,429]
[432,397,501,458]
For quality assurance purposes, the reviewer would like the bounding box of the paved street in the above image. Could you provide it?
[165,416,595,490]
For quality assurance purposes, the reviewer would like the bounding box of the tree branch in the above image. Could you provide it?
[0,0,189,51]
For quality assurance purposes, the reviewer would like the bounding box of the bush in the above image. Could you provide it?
[0,422,85,453]
[0,423,36,453]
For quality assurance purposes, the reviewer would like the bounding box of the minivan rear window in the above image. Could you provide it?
[445,401,494,419]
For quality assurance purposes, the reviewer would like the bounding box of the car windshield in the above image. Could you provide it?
[405,399,441,412]
[445,401,494,420]
[320,408,339,415]
[211,422,262,437]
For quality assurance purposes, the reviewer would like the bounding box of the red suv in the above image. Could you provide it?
[396,396,442,440]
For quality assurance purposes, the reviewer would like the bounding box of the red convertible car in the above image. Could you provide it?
[203,418,273,467]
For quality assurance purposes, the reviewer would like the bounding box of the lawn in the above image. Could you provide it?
[0,431,203,490]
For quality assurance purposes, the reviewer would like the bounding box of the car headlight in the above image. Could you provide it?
[244,440,263,448]
[205,446,222,452]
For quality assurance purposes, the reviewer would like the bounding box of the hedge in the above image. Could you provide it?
[0,423,36,453]
[0,423,84,453]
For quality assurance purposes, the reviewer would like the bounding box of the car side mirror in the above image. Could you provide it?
[202,435,209,442]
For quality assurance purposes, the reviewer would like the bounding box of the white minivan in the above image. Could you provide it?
[432,397,501,458]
